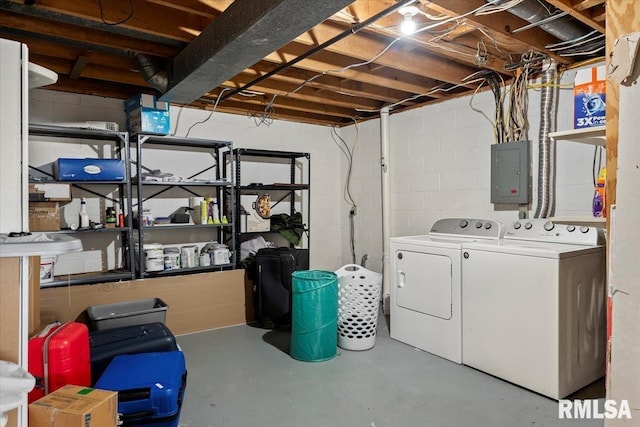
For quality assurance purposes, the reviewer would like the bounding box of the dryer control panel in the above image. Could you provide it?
[429,218,503,240]
[505,218,604,245]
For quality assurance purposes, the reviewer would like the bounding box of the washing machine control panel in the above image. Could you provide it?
[429,218,503,239]
[506,219,604,245]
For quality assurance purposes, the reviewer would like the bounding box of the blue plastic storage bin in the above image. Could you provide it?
[56,158,125,181]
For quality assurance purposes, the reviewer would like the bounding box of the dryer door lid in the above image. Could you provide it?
[395,250,452,320]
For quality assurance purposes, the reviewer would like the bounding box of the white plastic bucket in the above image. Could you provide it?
[180,245,199,268]
[40,256,56,283]
[213,247,230,265]
[143,243,164,272]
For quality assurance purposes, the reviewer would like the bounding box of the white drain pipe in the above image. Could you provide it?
[380,106,391,313]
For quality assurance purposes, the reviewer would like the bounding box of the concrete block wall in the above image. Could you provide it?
[338,67,603,274]
[29,89,343,273]
[28,65,601,277]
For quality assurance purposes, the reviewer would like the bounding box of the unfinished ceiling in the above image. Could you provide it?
[0,0,606,126]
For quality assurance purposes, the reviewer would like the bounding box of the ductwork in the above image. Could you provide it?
[130,53,168,94]
[488,0,588,42]
[533,60,557,218]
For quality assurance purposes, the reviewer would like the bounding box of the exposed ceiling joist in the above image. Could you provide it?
[294,21,481,86]
[0,0,186,46]
[592,6,605,23]
[161,0,356,104]
[426,0,571,64]
[2,0,606,126]
[545,0,605,33]
[0,11,180,57]
[572,0,605,12]
[145,0,231,19]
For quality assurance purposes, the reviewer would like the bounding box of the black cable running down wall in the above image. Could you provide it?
[218,0,417,103]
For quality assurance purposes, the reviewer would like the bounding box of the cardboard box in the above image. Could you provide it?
[56,158,125,181]
[126,107,170,135]
[29,385,118,427]
[29,202,60,231]
[29,183,72,202]
[124,93,169,113]
[574,65,606,129]
[125,93,170,135]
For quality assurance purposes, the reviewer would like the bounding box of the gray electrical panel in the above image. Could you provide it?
[491,140,530,204]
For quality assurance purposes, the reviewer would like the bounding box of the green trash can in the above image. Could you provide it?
[290,270,338,362]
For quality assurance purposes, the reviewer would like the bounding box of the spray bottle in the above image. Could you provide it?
[79,197,90,228]
[211,197,220,224]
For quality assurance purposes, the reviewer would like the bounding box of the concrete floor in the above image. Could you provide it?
[176,317,604,427]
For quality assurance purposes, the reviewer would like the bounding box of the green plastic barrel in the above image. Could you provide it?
[290,270,338,362]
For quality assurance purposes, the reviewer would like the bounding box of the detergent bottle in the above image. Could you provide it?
[592,167,606,218]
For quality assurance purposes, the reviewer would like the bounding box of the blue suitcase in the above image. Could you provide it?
[95,351,187,427]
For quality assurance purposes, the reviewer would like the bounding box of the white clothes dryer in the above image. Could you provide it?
[461,219,606,399]
[390,218,504,364]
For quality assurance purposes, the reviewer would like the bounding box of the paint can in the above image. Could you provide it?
[199,253,211,267]
[143,243,164,272]
[213,247,230,265]
[163,247,181,269]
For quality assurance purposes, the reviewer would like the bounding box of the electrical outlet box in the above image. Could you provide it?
[491,140,530,204]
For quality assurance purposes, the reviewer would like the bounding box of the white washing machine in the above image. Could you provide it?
[461,219,606,399]
[390,218,504,364]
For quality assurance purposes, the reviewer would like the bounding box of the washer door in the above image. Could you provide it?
[395,250,452,320]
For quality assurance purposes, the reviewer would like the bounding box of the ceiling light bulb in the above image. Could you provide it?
[398,6,419,36]
[401,14,416,35]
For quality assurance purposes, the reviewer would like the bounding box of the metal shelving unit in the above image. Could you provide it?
[224,148,310,267]
[550,126,606,228]
[28,123,136,287]
[131,134,235,277]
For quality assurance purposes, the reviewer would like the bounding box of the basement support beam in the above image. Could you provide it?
[160,0,355,104]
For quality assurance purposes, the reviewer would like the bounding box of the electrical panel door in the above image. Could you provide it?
[490,140,530,204]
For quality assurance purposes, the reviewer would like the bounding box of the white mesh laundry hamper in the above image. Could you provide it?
[335,264,383,351]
